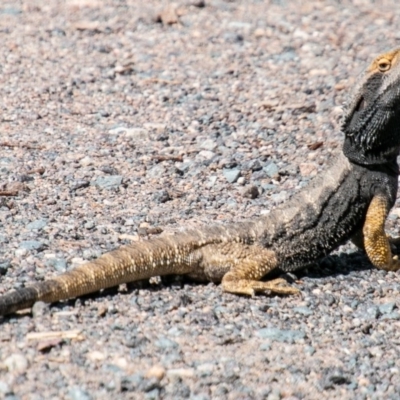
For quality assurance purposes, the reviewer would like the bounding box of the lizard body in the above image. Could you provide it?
[1,49,400,316]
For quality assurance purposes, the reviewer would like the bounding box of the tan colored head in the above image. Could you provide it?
[342,48,400,165]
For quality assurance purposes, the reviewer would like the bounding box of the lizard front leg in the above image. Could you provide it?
[363,194,400,271]
[351,229,400,255]
[196,243,299,296]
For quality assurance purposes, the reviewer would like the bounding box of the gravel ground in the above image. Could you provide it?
[0,0,400,399]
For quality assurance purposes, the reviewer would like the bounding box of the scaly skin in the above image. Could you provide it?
[1,49,400,316]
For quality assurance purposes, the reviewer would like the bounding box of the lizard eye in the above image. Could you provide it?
[378,58,391,72]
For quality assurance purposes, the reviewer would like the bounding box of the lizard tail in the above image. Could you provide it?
[0,284,54,316]
[0,235,206,316]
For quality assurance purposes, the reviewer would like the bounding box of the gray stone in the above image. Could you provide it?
[32,301,50,318]
[143,123,166,133]
[242,185,259,199]
[381,312,400,320]
[267,390,281,400]
[366,306,380,319]
[124,334,148,349]
[259,343,271,351]
[0,381,11,395]
[79,156,93,167]
[121,374,144,391]
[4,354,29,374]
[197,150,216,160]
[15,248,28,257]
[196,363,214,377]
[0,157,13,165]
[19,240,45,251]
[245,159,263,171]
[256,328,306,343]
[262,183,277,191]
[68,387,92,400]
[99,165,119,175]
[144,388,160,399]
[223,32,244,43]
[26,219,47,231]
[123,128,149,140]
[207,176,217,188]
[305,346,316,355]
[0,7,21,15]
[271,191,287,203]
[200,139,217,151]
[319,369,351,390]
[154,337,179,350]
[378,302,396,314]
[264,162,279,178]
[141,378,160,393]
[276,47,297,62]
[84,221,96,230]
[70,180,90,191]
[82,249,102,260]
[191,395,211,400]
[4,395,18,400]
[92,175,123,189]
[0,260,11,276]
[176,161,193,174]
[108,126,127,135]
[293,306,313,316]
[153,189,170,203]
[226,199,238,209]
[46,258,67,272]
[228,21,252,30]
[147,164,166,179]
[223,169,241,183]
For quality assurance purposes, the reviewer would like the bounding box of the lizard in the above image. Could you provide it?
[1,48,400,317]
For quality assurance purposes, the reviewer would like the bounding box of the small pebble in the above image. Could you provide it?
[92,175,123,189]
[0,260,11,275]
[26,219,47,231]
[4,354,29,374]
[264,162,279,178]
[68,387,92,400]
[32,301,50,318]
[18,241,45,251]
[223,169,241,183]
[154,337,179,350]
[257,328,306,343]
[242,185,259,199]
[146,365,166,381]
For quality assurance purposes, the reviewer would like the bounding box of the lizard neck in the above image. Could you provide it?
[256,153,369,270]
[342,121,400,168]
[344,153,400,176]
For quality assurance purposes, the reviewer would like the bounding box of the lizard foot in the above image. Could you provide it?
[385,255,400,271]
[222,276,300,296]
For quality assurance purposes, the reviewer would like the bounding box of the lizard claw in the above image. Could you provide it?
[387,256,400,271]
[222,276,300,296]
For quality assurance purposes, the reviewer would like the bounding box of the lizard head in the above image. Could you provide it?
[342,48,400,166]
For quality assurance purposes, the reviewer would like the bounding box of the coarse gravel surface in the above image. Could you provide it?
[0,1,400,399]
